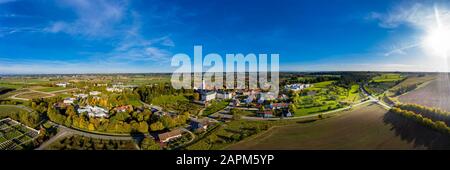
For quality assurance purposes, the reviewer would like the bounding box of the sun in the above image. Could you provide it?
[423,6,450,58]
[424,27,450,57]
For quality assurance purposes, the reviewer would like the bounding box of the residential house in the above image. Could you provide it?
[270,103,289,110]
[158,129,183,143]
[216,91,233,100]
[63,97,75,104]
[106,87,123,92]
[74,93,88,99]
[89,91,101,96]
[190,118,209,131]
[115,105,131,113]
[257,110,274,118]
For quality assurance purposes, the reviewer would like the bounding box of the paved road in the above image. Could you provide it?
[35,131,70,150]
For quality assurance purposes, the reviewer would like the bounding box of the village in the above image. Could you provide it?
[39,79,314,148]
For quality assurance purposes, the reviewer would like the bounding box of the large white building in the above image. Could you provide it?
[285,84,312,91]
[77,105,109,118]
[201,91,216,101]
[74,93,88,99]
[56,82,69,87]
[89,91,101,96]
[63,97,75,104]
[216,91,233,100]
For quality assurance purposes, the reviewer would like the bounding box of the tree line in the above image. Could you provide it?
[390,107,450,134]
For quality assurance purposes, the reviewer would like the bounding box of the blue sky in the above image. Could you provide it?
[1,0,450,73]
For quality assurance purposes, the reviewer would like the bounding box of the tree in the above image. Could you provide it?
[64,116,73,127]
[150,121,164,131]
[138,121,149,133]
[140,137,161,150]
[161,115,176,129]
[288,104,297,113]
[88,123,96,131]
[193,93,200,101]
[66,105,76,116]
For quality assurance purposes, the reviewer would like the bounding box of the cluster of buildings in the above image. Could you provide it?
[77,105,109,118]
[56,82,70,87]
[106,84,138,93]
[200,90,234,102]
[284,83,312,91]
[256,102,292,118]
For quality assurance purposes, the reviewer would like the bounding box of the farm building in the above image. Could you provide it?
[190,118,209,131]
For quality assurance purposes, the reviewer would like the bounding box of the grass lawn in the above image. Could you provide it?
[203,100,229,116]
[0,83,25,89]
[15,92,53,99]
[294,102,340,116]
[0,105,29,114]
[311,81,335,88]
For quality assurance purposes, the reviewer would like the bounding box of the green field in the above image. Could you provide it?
[228,103,450,150]
[0,105,29,114]
[34,86,66,92]
[372,73,404,83]
[346,85,361,102]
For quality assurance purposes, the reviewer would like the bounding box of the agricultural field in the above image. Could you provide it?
[387,74,436,96]
[229,103,450,150]
[364,73,405,96]
[398,74,450,112]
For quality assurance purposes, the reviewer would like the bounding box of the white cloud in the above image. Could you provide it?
[43,0,175,63]
[45,0,127,37]
[368,2,450,30]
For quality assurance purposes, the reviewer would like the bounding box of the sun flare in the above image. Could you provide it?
[423,6,450,58]
[424,27,450,57]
